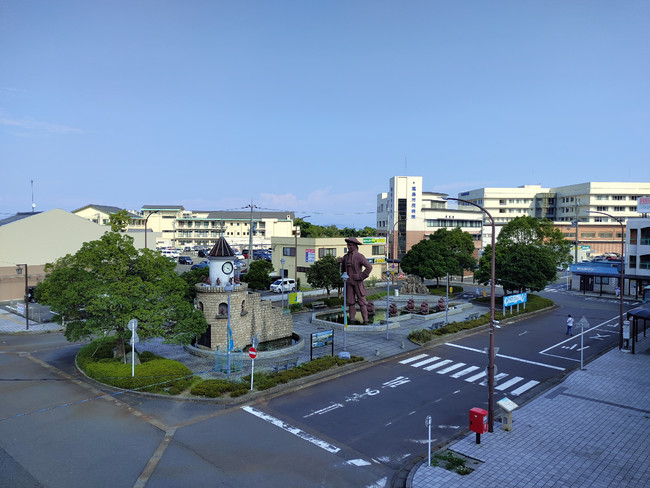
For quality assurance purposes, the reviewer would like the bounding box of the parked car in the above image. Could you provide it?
[161,249,179,259]
[270,278,296,293]
[190,261,209,270]
[178,256,193,265]
[198,250,207,257]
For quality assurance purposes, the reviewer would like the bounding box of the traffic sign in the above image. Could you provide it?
[249,347,257,359]
[128,319,138,331]
[129,332,139,345]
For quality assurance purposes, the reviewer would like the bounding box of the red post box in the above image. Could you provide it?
[469,407,489,434]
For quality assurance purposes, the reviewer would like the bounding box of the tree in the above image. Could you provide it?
[241,260,274,290]
[295,218,376,239]
[108,209,132,232]
[401,228,477,285]
[34,232,207,358]
[475,216,572,294]
[306,254,343,297]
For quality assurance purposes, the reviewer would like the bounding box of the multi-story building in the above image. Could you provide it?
[376,176,484,261]
[74,204,296,251]
[626,216,650,299]
[458,182,650,258]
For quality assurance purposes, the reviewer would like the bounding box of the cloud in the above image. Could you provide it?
[0,111,83,135]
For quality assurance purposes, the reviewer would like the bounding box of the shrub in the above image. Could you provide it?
[409,294,552,344]
[190,379,249,398]
[77,338,194,394]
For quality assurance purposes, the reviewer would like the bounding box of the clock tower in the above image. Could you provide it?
[207,237,236,286]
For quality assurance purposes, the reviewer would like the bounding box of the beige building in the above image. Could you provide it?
[270,236,387,286]
[74,204,296,251]
[0,209,108,301]
[376,176,484,261]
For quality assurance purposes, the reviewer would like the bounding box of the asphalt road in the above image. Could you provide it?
[0,287,638,488]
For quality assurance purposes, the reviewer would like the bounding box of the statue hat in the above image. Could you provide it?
[344,237,362,246]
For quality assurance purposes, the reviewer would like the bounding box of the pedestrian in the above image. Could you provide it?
[615,286,620,298]
[566,314,574,336]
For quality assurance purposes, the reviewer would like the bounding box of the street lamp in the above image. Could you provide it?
[281,258,286,313]
[587,210,625,350]
[294,216,310,286]
[445,197,496,433]
[16,264,28,330]
[342,271,349,353]
[385,219,400,340]
[144,211,159,250]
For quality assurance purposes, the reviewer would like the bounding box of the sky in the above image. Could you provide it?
[1,1,649,228]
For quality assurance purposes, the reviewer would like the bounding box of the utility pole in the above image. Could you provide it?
[245,202,258,267]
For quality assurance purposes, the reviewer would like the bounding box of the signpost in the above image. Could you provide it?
[128,319,138,377]
[249,346,257,390]
[425,415,432,468]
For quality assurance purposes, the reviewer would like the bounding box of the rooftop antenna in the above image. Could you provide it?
[31,180,36,212]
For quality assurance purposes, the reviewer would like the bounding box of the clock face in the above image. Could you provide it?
[222,261,234,274]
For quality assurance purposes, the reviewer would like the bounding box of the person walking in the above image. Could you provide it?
[566,314,574,336]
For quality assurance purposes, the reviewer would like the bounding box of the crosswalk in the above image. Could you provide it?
[398,354,540,397]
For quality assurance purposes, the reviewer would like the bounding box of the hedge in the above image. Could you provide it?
[409,294,553,344]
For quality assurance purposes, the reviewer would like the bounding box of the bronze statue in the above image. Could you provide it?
[366,302,375,315]
[405,299,416,312]
[341,237,373,323]
[437,297,446,311]
[420,301,429,314]
[389,302,398,317]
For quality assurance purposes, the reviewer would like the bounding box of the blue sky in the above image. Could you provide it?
[2,1,648,227]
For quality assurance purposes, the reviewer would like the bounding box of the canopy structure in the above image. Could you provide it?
[625,306,649,354]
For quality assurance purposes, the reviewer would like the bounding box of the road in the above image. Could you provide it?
[0,287,638,487]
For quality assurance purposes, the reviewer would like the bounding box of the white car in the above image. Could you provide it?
[270,279,296,293]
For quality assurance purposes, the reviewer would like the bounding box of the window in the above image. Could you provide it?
[318,248,336,258]
[581,232,596,238]
[596,206,608,212]
[372,245,385,255]
[598,232,613,238]
[499,199,506,205]
[283,247,296,257]
[614,206,624,212]
[595,277,610,285]
[612,195,625,201]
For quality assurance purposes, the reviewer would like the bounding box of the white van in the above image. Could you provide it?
[270,278,296,293]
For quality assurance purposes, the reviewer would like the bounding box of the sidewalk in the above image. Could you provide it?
[0,308,62,334]
[408,334,650,488]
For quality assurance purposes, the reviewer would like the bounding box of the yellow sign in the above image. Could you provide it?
[289,292,303,305]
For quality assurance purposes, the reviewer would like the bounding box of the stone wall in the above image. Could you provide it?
[196,283,293,351]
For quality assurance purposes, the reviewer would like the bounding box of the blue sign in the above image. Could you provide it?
[503,293,527,307]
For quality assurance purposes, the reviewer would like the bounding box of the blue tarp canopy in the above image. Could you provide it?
[569,263,621,276]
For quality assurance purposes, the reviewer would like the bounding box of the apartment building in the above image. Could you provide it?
[74,204,296,251]
[458,182,650,257]
[376,176,484,260]
[627,216,650,298]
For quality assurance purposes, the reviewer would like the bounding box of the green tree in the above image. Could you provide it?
[306,254,343,298]
[108,209,132,232]
[34,232,207,358]
[241,260,274,290]
[295,218,376,239]
[179,266,210,300]
[475,216,572,294]
[401,228,477,285]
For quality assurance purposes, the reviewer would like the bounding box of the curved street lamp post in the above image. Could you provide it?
[144,211,159,250]
[445,197,497,432]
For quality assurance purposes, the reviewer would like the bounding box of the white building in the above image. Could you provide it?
[626,216,650,299]
[376,176,484,260]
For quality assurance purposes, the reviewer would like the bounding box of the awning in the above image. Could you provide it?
[626,306,650,321]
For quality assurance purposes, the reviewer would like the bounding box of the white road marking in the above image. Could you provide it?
[495,376,524,391]
[347,459,372,466]
[422,359,453,371]
[303,403,344,418]
[383,377,410,388]
[437,425,460,429]
[399,354,429,364]
[410,356,441,368]
[539,315,619,355]
[510,380,540,396]
[480,372,508,386]
[365,476,388,488]
[436,363,466,375]
[450,365,481,378]
[465,371,487,383]
[243,406,340,453]
[446,343,565,371]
